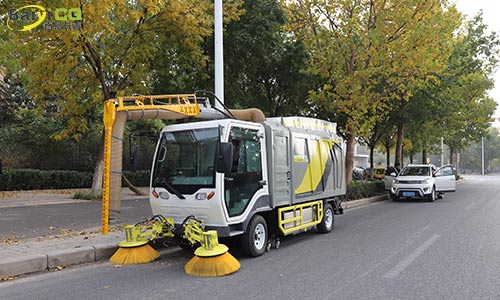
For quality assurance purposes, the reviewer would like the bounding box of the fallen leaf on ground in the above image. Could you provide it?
[1,276,17,281]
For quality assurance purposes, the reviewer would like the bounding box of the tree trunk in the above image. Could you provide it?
[395,118,404,170]
[409,152,413,164]
[370,146,374,170]
[385,145,391,166]
[449,145,454,165]
[345,133,356,186]
[422,148,428,164]
[91,132,105,194]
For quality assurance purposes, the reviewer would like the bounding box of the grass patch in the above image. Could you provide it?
[73,191,102,200]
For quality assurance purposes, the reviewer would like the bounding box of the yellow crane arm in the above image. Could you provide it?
[102,94,200,235]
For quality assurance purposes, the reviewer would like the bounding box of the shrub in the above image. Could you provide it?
[73,191,101,200]
[122,170,150,187]
[0,169,92,191]
[345,180,385,201]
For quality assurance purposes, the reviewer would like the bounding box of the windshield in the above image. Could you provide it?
[399,166,430,176]
[152,127,218,194]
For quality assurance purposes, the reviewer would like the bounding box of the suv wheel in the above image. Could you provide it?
[427,187,436,202]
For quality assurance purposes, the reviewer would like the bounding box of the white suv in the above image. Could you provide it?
[390,164,456,202]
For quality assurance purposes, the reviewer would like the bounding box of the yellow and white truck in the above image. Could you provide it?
[103,94,346,258]
[149,116,345,256]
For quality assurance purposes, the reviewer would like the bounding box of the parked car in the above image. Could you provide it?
[390,164,456,202]
[373,167,386,180]
[352,167,365,181]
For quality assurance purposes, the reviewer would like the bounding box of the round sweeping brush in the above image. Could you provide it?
[184,230,240,277]
[110,243,160,264]
[184,251,240,277]
[109,225,160,264]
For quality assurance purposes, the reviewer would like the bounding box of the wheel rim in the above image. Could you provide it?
[324,208,333,229]
[253,223,266,250]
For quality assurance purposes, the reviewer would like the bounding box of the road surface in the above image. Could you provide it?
[1,175,500,300]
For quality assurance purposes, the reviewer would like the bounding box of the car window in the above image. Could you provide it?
[400,167,430,176]
[436,166,453,176]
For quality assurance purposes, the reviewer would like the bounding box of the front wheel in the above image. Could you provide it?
[317,203,334,233]
[242,215,268,257]
[427,187,436,202]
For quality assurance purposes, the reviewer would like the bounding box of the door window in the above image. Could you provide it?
[225,127,263,217]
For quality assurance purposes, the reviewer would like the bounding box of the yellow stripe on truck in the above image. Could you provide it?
[295,140,333,194]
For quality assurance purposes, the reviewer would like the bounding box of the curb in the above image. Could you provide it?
[0,244,118,278]
[1,194,389,279]
[342,193,389,210]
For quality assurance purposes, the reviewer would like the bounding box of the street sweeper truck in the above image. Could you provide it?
[104,93,345,276]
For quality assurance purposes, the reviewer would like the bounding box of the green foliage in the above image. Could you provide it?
[0,104,101,171]
[0,0,243,140]
[285,0,462,183]
[0,169,150,191]
[345,180,385,201]
[122,170,151,187]
[73,191,102,201]
[0,169,93,191]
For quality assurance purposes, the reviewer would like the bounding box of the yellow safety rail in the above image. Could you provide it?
[278,200,323,235]
[102,94,200,235]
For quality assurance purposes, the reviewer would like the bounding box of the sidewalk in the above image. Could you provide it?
[0,191,387,280]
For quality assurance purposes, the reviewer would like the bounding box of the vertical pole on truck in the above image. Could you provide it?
[214,0,224,110]
[102,101,116,235]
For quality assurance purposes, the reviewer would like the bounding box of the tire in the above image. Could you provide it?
[391,194,400,201]
[242,215,268,257]
[427,187,436,202]
[317,203,334,233]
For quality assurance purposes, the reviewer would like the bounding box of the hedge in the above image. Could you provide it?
[0,169,151,191]
[345,180,386,201]
[0,169,93,191]
[122,170,150,187]
[1,169,385,201]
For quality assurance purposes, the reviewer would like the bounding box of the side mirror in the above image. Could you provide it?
[215,142,233,174]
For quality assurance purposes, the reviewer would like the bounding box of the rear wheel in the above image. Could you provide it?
[242,215,268,257]
[317,203,334,233]
[427,187,436,202]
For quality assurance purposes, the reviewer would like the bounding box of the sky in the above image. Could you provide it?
[453,0,500,118]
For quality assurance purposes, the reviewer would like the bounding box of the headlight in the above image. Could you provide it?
[420,179,430,184]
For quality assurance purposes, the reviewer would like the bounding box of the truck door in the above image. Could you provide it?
[434,166,456,192]
[272,133,291,207]
[224,125,267,218]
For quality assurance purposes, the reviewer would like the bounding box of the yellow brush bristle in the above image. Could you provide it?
[110,244,160,264]
[184,252,240,277]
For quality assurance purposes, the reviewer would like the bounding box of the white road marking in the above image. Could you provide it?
[383,234,441,279]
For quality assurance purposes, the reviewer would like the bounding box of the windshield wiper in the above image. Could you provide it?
[158,181,186,199]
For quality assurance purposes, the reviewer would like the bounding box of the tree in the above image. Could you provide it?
[152,0,318,117]
[0,0,243,193]
[413,12,499,165]
[285,0,460,184]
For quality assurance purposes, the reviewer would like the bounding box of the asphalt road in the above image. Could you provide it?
[0,198,152,239]
[2,175,500,300]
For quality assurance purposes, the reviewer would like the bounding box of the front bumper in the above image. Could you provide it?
[391,185,433,198]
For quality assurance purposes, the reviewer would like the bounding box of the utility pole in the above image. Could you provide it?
[441,137,444,166]
[481,137,485,175]
[214,0,224,110]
